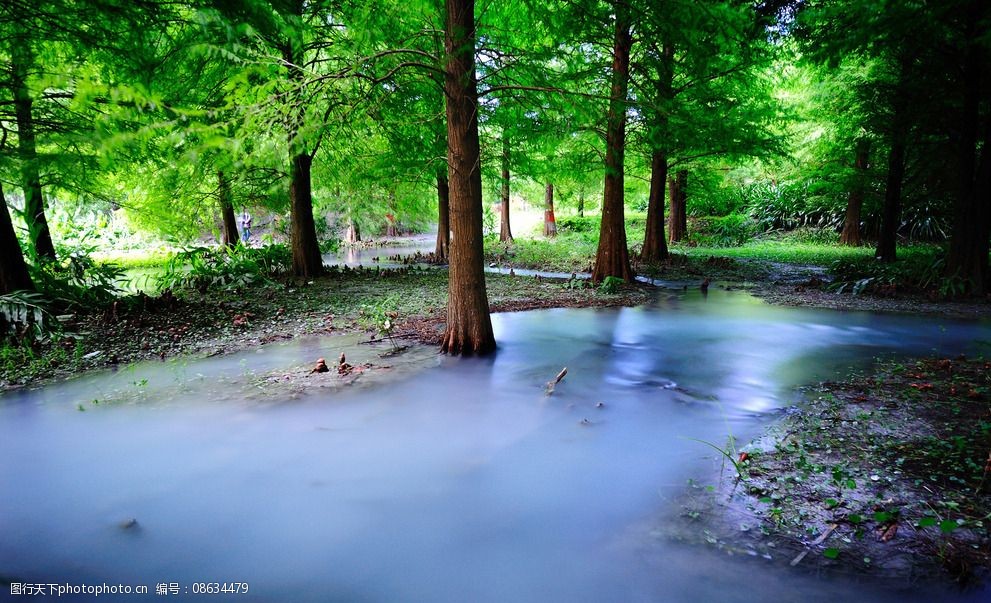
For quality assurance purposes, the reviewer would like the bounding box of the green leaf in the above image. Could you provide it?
[939,519,959,534]
[824,498,838,509]
[874,511,892,523]
[848,514,862,524]
[823,548,840,559]
[917,517,937,528]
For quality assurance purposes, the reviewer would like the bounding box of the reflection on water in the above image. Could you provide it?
[1,289,989,602]
[322,236,436,269]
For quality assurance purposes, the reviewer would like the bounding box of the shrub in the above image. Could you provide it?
[688,213,757,247]
[157,244,293,293]
[556,216,600,234]
[30,250,125,310]
[744,181,844,232]
[828,248,962,297]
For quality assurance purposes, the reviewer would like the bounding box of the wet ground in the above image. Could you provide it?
[2,289,989,602]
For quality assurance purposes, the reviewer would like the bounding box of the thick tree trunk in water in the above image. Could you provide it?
[499,136,513,242]
[544,182,557,237]
[441,0,495,355]
[435,171,450,261]
[218,171,240,248]
[591,3,633,284]
[668,170,688,243]
[839,139,870,246]
[11,50,55,261]
[0,183,34,294]
[289,152,324,277]
[946,6,990,294]
[641,150,669,262]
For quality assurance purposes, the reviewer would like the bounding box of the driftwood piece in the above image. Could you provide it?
[545,367,568,395]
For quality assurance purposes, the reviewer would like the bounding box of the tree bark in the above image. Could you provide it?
[435,170,450,261]
[839,138,870,246]
[499,136,513,241]
[441,0,495,355]
[641,149,669,261]
[668,170,688,243]
[642,42,673,262]
[218,170,240,248]
[0,182,34,294]
[283,8,323,278]
[875,57,912,264]
[345,217,361,244]
[289,152,324,277]
[544,182,557,237]
[386,192,398,237]
[11,44,55,261]
[945,3,990,294]
[592,3,633,284]
[577,192,584,217]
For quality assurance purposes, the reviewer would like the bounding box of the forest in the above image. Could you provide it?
[1,0,990,598]
[0,0,988,355]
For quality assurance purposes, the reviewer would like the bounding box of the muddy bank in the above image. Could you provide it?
[0,268,649,390]
[667,356,991,587]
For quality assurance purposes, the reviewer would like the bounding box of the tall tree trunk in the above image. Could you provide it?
[283,13,323,278]
[345,217,361,243]
[499,136,513,241]
[839,138,870,246]
[435,170,450,261]
[876,137,906,263]
[289,152,324,276]
[577,192,584,217]
[544,182,557,237]
[0,183,34,294]
[218,170,240,248]
[11,46,55,261]
[642,42,673,262]
[592,2,633,284]
[946,4,989,294]
[668,170,688,243]
[441,0,495,355]
[641,150,669,261]
[386,192,398,237]
[875,57,912,263]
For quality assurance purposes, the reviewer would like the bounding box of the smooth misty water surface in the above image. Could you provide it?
[2,289,990,602]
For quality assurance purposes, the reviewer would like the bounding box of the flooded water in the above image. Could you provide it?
[322,235,437,269]
[2,289,989,602]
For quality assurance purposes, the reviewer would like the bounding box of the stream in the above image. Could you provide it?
[2,287,990,602]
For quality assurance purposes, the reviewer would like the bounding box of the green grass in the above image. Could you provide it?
[93,248,173,269]
[678,240,875,265]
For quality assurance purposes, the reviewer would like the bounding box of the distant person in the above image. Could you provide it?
[240,209,252,243]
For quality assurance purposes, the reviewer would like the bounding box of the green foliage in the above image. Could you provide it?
[0,291,54,342]
[157,244,292,294]
[688,214,757,247]
[828,247,962,297]
[556,216,599,234]
[598,276,624,295]
[30,251,125,310]
[743,181,844,232]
